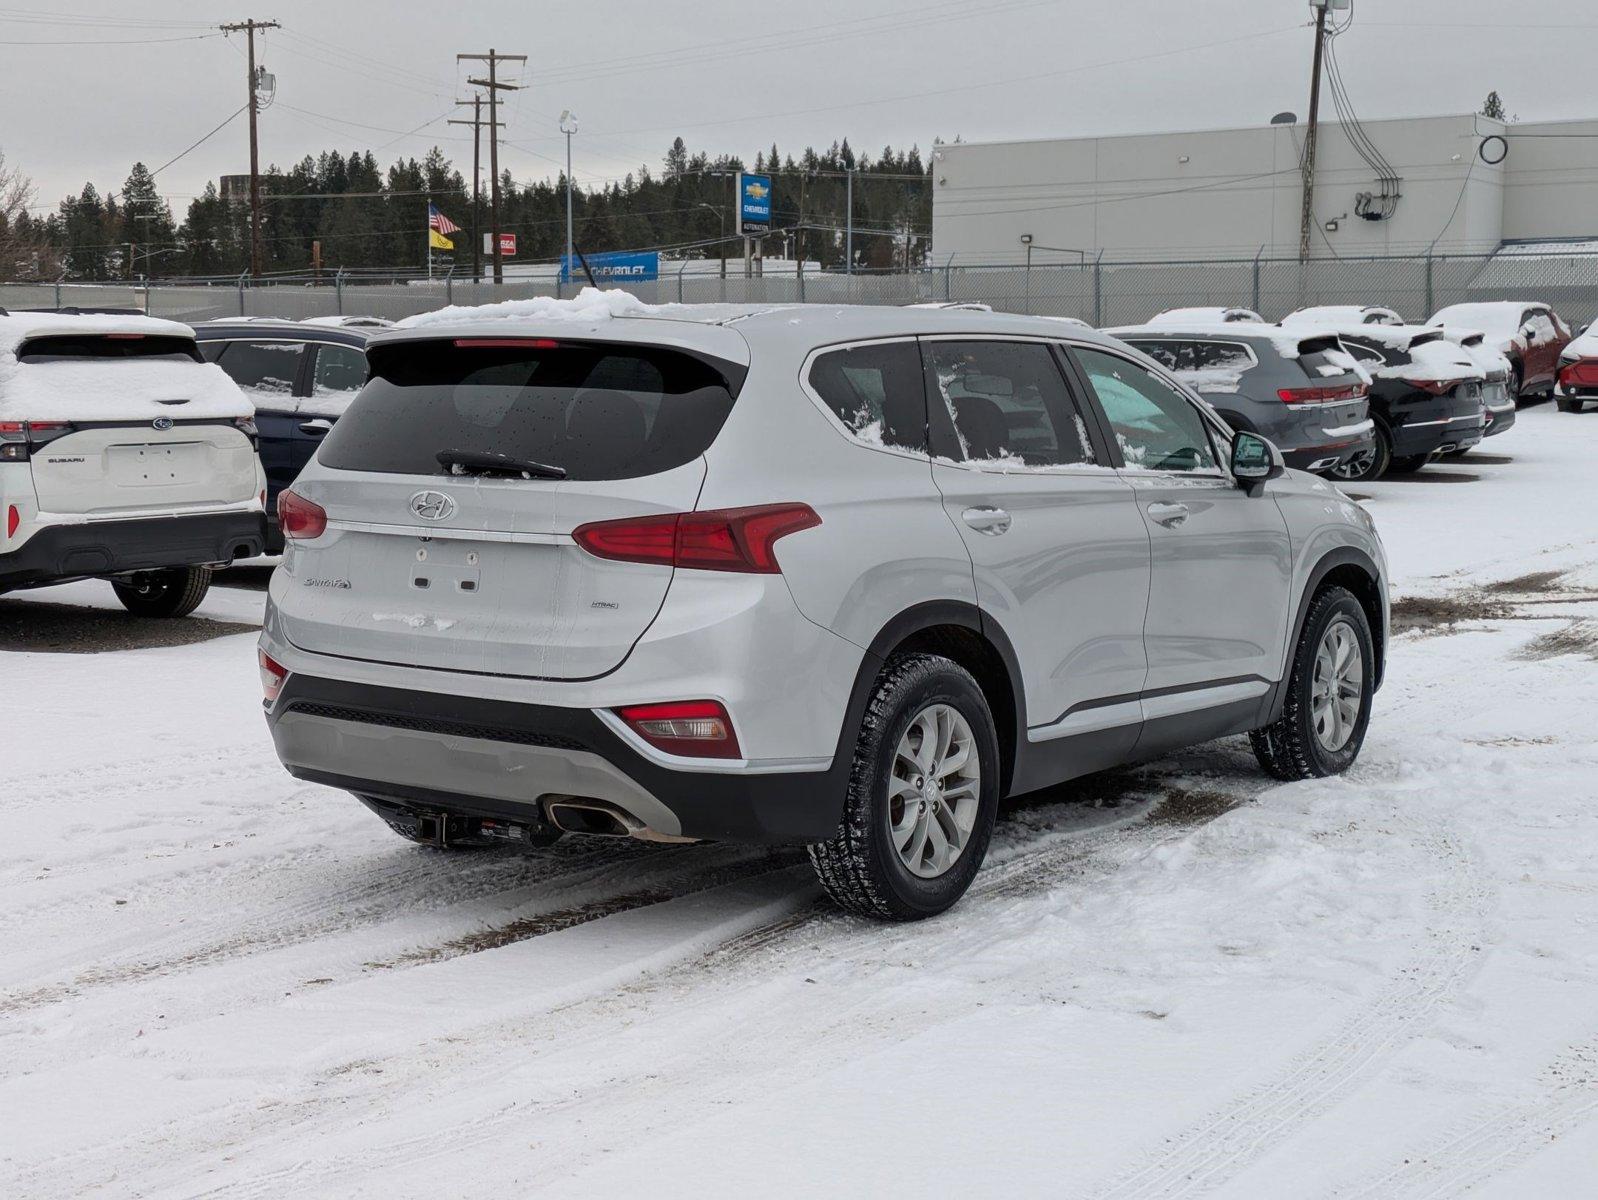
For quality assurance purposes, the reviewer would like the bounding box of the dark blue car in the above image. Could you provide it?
[195,318,388,550]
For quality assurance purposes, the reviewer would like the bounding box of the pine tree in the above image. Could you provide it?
[1481,91,1507,121]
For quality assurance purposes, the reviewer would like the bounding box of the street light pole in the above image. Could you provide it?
[560,110,578,289]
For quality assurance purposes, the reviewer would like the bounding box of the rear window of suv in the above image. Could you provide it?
[319,339,744,481]
[17,334,203,363]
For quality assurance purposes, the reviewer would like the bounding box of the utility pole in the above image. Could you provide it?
[449,95,497,283]
[845,168,855,276]
[560,111,578,290]
[220,19,279,279]
[1299,1,1330,261]
[458,49,525,284]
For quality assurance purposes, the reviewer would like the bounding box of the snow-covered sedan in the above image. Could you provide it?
[0,311,266,616]
[1281,304,1406,328]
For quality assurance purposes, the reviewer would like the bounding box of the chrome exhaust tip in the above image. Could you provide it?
[545,799,696,844]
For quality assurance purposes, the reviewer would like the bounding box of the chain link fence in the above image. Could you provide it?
[7,247,1598,327]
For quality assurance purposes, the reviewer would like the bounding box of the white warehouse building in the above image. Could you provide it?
[930,114,1598,265]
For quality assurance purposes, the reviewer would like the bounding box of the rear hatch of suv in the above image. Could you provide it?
[7,332,258,516]
[279,330,747,680]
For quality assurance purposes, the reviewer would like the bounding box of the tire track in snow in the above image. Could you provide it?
[1081,813,1493,1200]
[1327,1035,1598,1199]
[163,785,1235,1200]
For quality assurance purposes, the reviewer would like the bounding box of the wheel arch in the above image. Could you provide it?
[1270,547,1386,723]
[842,600,1025,797]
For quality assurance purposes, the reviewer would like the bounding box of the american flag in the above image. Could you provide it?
[428,205,461,235]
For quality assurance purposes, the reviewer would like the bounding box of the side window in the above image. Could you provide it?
[211,340,304,399]
[310,344,367,397]
[1074,346,1219,474]
[1129,340,1181,370]
[925,340,1096,467]
[807,341,927,453]
[1344,343,1385,366]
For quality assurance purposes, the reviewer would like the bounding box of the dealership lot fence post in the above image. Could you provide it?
[8,249,1598,326]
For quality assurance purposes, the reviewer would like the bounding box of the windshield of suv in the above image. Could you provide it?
[319,339,743,481]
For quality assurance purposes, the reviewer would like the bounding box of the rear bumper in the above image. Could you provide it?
[265,673,848,845]
[1387,392,1487,458]
[1281,420,1376,473]
[0,510,266,588]
[1484,404,1517,437]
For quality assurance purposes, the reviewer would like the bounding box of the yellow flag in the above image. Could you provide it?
[429,229,454,251]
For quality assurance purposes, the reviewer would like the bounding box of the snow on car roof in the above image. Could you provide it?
[0,310,250,422]
[1143,306,1264,326]
[1288,321,1444,353]
[1429,301,1545,336]
[0,310,198,356]
[1106,322,1319,358]
[1281,305,1404,327]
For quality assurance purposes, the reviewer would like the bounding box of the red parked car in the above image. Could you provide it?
[1428,301,1572,402]
[1556,323,1598,412]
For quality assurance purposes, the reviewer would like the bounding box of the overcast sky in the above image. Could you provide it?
[2,0,1589,217]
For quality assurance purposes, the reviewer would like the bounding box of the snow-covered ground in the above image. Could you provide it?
[3,406,1597,1199]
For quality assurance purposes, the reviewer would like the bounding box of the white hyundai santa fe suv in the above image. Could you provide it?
[260,302,1388,920]
[0,310,267,615]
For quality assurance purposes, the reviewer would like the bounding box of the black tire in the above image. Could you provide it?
[1251,586,1375,781]
[1556,396,1584,413]
[809,652,1001,921]
[110,566,212,618]
[1388,452,1432,474]
[1328,423,1392,483]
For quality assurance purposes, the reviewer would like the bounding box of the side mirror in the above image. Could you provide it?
[1521,324,1539,343]
[1232,430,1284,488]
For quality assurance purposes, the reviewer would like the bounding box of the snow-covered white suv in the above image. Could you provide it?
[0,311,267,616]
[260,299,1389,920]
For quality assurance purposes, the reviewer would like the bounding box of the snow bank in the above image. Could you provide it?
[0,312,251,422]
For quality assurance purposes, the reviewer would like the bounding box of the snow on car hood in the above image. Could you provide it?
[0,312,252,422]
[1561,326,1598,361]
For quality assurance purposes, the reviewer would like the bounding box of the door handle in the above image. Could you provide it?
[1146,502,1190,528]
[960,506,1012,536]
[298,419,333,436]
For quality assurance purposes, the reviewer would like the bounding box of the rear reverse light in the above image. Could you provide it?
[259,650,288,704]
[1276,384,1368,404]
[277,489,327,540]
[615,699,741,759]
[573,503,820,573]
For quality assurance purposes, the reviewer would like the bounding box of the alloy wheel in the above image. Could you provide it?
[1311,618,1364,751]
[888,703,982,879]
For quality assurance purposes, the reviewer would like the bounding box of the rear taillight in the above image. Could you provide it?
[6,504,18,539]
[277,489,327,540]
[259,650,288,704]
[1276,385,1368,404]
[1560,359,1598,388]
[1405,379,1458,396]
[573,503,820,573]
[234,416,259,445]
[615,699,741,759]
[0,420,70,460]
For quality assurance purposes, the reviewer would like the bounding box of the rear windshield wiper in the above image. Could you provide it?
[436,448,567,480]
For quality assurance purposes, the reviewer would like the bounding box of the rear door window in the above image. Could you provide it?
[208,340,305,401]
[309,343,367,398]
[925,340,1097,467]
[318,339,741,481]
[807,341,928,453]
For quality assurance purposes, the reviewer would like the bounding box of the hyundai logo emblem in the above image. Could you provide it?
[410,490,457,522]
[152,417,173,431]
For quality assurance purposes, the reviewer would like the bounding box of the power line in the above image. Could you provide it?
[0,31,222,44]
[150,105,248,178]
